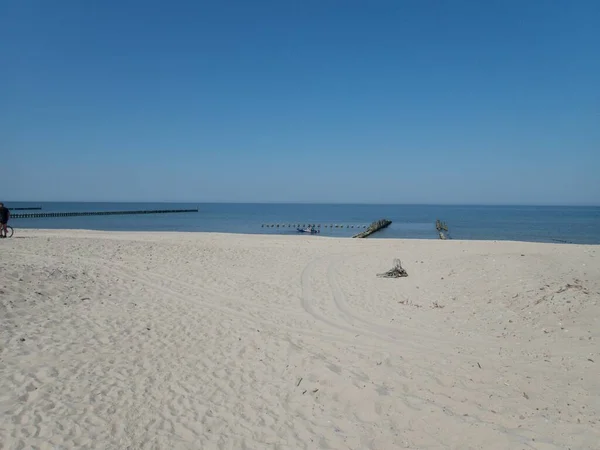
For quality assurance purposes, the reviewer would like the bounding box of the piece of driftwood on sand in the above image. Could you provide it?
[377,259,408,278]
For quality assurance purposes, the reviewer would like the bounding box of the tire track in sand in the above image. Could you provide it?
[9,249,397,355]
[302,254,515,364]
[325,254,501,350]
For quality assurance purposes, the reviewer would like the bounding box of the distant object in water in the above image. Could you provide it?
[352,219,392,238]
[436,219,451,239]
[11,208,198,219]
[297,227,320,234]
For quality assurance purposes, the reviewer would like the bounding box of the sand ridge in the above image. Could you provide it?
[1,230,599,449]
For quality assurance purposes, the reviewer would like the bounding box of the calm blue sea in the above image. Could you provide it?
[6,202,600,244]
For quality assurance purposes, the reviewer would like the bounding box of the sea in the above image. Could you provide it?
[6,202,600,244]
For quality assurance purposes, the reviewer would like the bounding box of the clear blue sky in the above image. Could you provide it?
[2,0,599,204]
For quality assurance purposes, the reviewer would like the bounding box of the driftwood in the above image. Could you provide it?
[377,259,408,278]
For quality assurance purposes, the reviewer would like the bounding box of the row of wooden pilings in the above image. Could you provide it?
[11,209,199,219]
[261,218,393,238]
[262,223,368,229]
[352,219,392,238]
[436,219,450,239]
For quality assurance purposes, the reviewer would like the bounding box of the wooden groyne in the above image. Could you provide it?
[9,207,42,211]
[11,208,198,219]
[435,219,448,232]
[262,223,370,229]
[436,219,450,239]
[352,219,392,238]
[259,220,393,237]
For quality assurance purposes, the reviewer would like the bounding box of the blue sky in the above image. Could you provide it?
[2,0,599,204]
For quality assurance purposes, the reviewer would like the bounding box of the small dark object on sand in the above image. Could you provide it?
[377,259,408,278]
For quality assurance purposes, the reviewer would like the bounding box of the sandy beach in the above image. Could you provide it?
[1,230,598,449]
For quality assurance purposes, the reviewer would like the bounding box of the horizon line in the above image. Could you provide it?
[5,200,600,208]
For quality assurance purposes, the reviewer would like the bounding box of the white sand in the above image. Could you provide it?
[1,230,599,450]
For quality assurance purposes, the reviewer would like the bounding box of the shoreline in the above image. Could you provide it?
[8,227,598,246]
[9,203,600,245]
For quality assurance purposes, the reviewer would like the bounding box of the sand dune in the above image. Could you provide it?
[1,230,599,449]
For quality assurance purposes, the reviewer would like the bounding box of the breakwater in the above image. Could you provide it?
[11,208,198,219]
[352,219,392,238]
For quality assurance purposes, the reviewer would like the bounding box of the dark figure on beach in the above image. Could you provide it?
[0,203,10,238]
